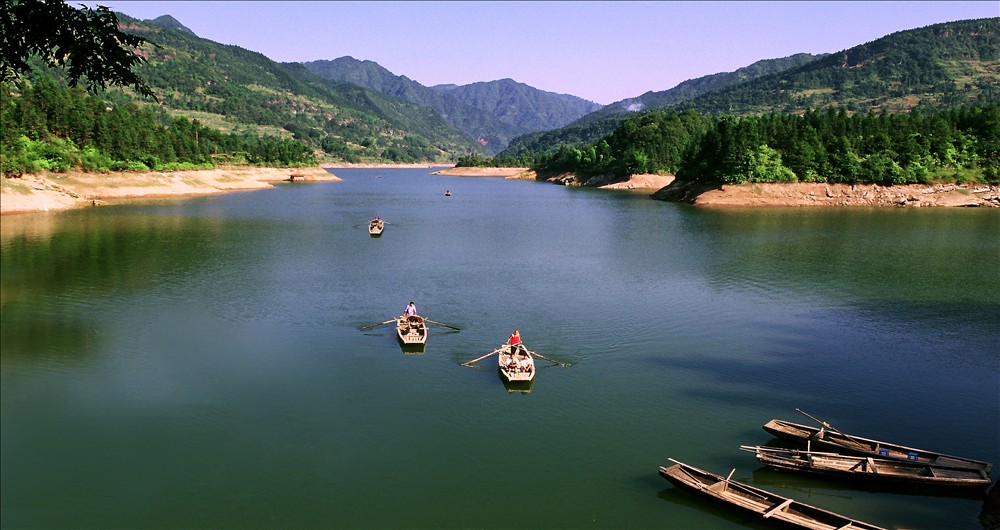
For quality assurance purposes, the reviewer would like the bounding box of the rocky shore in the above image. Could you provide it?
[1,166,340,215]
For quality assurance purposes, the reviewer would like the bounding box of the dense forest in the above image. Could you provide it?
[0,74,315,175]
[527,105,1000,185]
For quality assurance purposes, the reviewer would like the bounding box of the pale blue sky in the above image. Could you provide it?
[84,1,999,105]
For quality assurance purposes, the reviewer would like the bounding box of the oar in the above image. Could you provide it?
[526,349,569,367]
[361,318,396,330]
[796,408,868,448]
[462,348,502,367]
[424,319,460,330]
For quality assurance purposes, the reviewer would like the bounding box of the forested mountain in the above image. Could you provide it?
[500,53,823,158]
[501,18,999,160]
[672,17,999,115]
[301,57,601,153]
[116,13,485,163]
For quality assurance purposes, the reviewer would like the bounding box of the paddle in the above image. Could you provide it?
[796,408,868,448]
[526,349,569,367]
[462,348,502,367]
[361,318,396,330]
[424,319,460,330]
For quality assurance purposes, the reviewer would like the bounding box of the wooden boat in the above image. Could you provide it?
[742,445,992,490]
[396,314,427,346]
[498,343,535,383]
[763,418,993,475]
[659,460,886,530]
[368,218,384,236]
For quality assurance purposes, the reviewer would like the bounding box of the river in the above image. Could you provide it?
[2,167,997,529]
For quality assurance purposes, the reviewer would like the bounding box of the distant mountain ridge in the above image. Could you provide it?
[501,52,825,157]
[301,57,602,153]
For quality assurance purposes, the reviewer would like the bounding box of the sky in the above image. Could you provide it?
[81,1,999,105]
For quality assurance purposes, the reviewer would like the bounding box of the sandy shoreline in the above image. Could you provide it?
[432,166,530,177]
[1,166,340,215]
[3,164,997,214]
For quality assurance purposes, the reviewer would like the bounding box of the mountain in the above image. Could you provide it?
[503,18,999,160]
[147,15,195,35]
[500,53,824,157]
[671,17,999,115]
[113,14,485,163]
[301,57,602,153]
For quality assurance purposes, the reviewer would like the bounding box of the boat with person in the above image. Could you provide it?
[763,416,993,475]
[741,445,992,490]
[368,217,384,236]
[498,343,535,383]
[396,314,427,347]
[659,460,886,530]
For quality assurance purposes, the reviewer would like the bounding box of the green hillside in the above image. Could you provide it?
[500,53,823,158]
[673,17,999,115]
[502,19,999,161]
[115,14,485,163]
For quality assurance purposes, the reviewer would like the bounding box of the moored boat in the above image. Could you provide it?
[659,460,886,530]
[763,418,993,475]
[396,314,427,346]
[369,218,384,236]
[498,343,535,383]
[742,445,992,490]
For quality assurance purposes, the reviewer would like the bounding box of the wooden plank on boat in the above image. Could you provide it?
[659,459,887,530]
[763,498,793,518]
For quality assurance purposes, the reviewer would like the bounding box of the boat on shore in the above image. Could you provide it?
[659,460,886,530]
[742,445,992,491]
[498,343,535,383]
[368,218,384,236]
[396,314,427,347]
[763,418,993,475]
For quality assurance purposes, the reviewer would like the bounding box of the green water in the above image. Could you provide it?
[2,168,998,529]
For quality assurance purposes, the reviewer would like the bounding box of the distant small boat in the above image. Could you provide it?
[659,460,887,530]
[396,314,427,346]
[498,343,534,383]
[763,418,993,475]
[369,218,384,236]
[741,445,992,490]
[445,190,452,196]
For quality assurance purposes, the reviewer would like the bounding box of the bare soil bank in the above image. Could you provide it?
[541,170,999,207]
[1,166,340,215]
[652,179,1000,207]
[432,167,531,177]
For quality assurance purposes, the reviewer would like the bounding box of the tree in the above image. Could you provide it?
[1,0,155,98]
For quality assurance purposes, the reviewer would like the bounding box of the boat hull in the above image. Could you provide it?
[498,344,535,383]
[659,461,886,530]
[745,446,992,490]
[396,316,427,346]
[763,419,993,475]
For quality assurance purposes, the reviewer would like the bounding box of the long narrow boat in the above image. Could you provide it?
[659,460,886,530]
[396,314,427,346]
[368,218,384,236]
[498,343,535,383]
[742,445,992,490]
[763,419,993,475]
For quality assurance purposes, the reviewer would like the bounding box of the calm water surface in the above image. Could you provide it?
[2,168,998,529]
